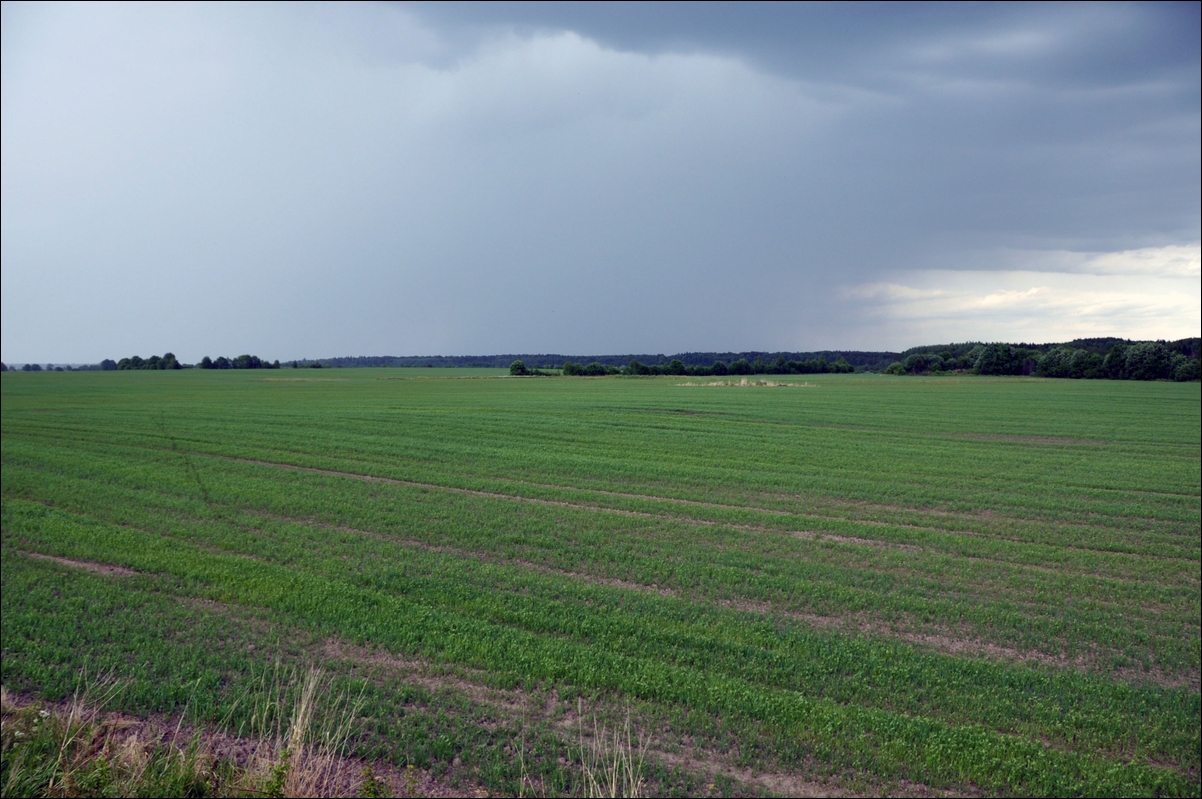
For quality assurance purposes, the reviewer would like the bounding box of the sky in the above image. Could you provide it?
[2,1,1199,363]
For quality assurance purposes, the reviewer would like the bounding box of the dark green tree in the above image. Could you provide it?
[974,343,1021,375]
[1174,358,1201,382]
[1124,342,1172,380]
[1102,344,1128,379]
[1036,348,1071,378]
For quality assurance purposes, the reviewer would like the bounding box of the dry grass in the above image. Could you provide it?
[575,703,650,799]
[1,667,370,798]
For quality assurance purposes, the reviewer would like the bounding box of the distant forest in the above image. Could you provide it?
[884,338,1200,382]
[290,337,1199,381]
[2,337,1197,380]
[301,350,902,370]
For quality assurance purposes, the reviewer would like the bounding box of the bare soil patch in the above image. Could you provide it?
[19,551,139,577]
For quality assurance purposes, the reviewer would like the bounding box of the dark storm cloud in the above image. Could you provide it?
[415,1,1200,253]
[2,2,1198,363]
[418,1,1199,90]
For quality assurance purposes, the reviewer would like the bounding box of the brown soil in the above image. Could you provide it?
[20,551,139,577]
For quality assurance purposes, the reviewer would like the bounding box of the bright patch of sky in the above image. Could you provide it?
[2,2,1198,362]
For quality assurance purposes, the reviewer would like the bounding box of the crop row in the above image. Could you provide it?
[4,442,1198,679]
[3,498,1196,796]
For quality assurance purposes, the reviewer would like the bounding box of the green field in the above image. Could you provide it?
[2,369,1199,796]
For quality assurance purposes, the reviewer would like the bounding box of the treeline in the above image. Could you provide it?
[556,356,855,377]
[306,350,898,370]
[115,353,181,370]
[886,339,1200,381]
[2,363,71,372]
[199,354,280,370]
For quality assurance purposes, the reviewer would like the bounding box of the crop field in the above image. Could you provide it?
[2,369,1199,796]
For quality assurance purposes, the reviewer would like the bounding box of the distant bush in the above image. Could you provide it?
[557,354,855,378]
[903,353,944,374]
[118,353,180,370]
[199,354,279,370]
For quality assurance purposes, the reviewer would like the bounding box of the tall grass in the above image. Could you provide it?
[0,667,364,798]
[576,703,649,799]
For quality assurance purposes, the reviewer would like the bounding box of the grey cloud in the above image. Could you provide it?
[1,2,1197,363]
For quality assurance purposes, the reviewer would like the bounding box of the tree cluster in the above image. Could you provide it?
[886,344,1039,376]
[560,361,621,376]
[198,355,280,370]
[3,363,89,372]
[508,361,555,376]
[117,353,182,370]
[560,356,854,377]
[298,350,897,370]
[886,340,1199,381]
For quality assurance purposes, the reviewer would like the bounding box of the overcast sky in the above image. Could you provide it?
[2,1,1199,363]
